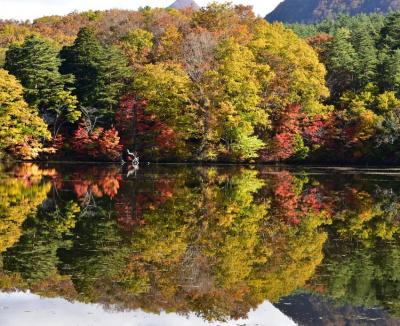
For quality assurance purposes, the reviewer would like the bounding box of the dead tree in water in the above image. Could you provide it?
[122,148,139,166]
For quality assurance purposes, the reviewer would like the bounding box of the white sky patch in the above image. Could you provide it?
[0,0,283,21]
[0,291,297,326]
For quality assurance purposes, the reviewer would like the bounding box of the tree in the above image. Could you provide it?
[325,28,358,99]
[352,23,378,88]
[306,33,333,61]
[267,105,309,161]
[119,28,153,65]
[115,94,176,158]
[0,48,6,67]
[378,12,400,52]
[133,63,193,159]
[0,69,50,159]
[61,28,131,124]
[60,28,103,108]
[155,25,183,62]
[71,123,123,161]
[94,46,132,121]
[192,2,238,33]
[4,35,79,136]
[199,39,270,160]
[250,20,330,115]
[380,49,400,95]
[181,30,217,84]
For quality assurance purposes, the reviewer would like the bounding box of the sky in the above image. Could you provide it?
[0,291,297,326]
[0,0,283,21]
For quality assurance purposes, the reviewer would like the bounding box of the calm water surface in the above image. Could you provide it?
[1,163,400,325]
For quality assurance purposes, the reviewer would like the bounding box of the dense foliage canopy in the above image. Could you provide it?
[288,12,400,163]
[1,5,400,163]
[0,4,331,162]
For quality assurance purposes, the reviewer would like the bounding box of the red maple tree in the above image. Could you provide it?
[71,123,123,161]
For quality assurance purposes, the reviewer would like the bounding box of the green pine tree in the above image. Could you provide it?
[378,12,400,96]
[380,49,400,94]
[352,23,378,89]
[61,28,132,125]
[326,28,358,100]
[378,12,400,52]
[94,46,131,122]
[4,35,79,135]
[60,27,103,109]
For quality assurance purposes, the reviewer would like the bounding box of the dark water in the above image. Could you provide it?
[1,163,400,325]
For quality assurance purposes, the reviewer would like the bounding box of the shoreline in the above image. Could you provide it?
[5,160,400,170]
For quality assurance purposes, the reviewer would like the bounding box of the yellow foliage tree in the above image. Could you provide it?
[0,69,50,159]
[250,21,330,115]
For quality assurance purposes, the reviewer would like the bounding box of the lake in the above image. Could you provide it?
[1,163,400,325]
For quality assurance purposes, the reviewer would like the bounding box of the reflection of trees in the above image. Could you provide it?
[332,187,400,246]
[252,169,332,304]
[309,240,400,317]
[0,163,52,254]
[116,169,271,320]
[6,165,400,320]
[3,200,80,283]
[305,177,400,317]
[0,165,331,321]
[54,167,329,321]
[70,165,122,200]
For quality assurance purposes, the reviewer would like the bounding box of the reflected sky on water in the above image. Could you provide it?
[0,292,295,326]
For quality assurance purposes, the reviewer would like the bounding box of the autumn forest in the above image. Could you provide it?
[2,3,400,163]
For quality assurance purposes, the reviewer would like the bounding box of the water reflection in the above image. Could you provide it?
[0,292,296,326]
[1,163,400,324]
